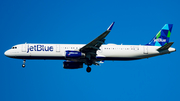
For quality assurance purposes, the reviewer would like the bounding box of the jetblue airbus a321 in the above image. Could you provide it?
[4,22,176,72]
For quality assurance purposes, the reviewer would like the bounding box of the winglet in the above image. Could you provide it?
[107,22,115,31]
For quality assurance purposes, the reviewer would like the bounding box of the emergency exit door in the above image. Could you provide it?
[56,45,60,52]
[143,46,148,54]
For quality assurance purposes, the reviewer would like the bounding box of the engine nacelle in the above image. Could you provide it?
[65,51,85,58]
[63,61,83,69]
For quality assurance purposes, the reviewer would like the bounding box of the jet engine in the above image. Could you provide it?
[63,61,83,69]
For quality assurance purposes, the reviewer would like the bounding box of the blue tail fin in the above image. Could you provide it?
[146,24,173,46]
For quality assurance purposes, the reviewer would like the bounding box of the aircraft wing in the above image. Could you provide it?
[80,22,115,59]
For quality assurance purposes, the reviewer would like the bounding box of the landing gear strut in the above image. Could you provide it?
[22,59,26,68]
[86,67,91,73]
[85,57,92,73]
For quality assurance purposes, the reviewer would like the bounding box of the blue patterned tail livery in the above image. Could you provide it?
[146,24,173,46]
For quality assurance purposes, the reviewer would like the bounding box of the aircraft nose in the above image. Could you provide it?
[4,50,10,57]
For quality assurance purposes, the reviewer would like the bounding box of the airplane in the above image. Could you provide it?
[4,22,176,73]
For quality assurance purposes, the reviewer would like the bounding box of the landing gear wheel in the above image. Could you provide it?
[86,67,91,73]
[22,59,26,68]
[22,64,25,68]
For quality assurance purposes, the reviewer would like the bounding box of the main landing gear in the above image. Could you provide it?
[22,59,26,68]
[86,60,92,73]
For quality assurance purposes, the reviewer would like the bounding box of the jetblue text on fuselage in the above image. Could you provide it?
[27,45,53,53]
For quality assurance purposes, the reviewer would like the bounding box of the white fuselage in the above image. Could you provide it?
[4,43,176,61]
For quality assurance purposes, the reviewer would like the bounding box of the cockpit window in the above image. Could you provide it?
[11,47,17,49]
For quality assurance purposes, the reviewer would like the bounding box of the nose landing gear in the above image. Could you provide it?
[22,59,26,68]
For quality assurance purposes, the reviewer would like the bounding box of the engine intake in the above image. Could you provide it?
[63,61,83,69]
[65,51,85,58]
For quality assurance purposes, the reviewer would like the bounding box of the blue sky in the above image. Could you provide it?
[0,0,180,101]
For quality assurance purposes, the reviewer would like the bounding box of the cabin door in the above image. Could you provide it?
[22,43,27,52]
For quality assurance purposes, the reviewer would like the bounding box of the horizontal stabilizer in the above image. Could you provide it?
[157,42,174,51]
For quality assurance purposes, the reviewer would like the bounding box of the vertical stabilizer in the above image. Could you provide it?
[146,24,173,46]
